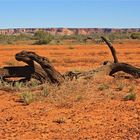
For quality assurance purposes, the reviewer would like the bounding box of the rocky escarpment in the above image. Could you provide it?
[0,28,140,35]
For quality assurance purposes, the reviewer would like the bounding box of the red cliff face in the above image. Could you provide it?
[0,28,139,35]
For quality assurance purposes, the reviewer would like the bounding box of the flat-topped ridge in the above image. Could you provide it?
[0,28,139,35]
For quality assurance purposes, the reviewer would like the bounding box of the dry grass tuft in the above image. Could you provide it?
[19,91,36,105]
[123,92,136,101]
[1,75,139,106]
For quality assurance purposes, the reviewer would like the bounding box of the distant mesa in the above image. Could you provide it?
[0,28,140,35]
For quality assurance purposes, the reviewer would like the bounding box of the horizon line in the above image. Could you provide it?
[0,27,140,30]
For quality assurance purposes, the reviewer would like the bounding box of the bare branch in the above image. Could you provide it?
[101,36,119,63]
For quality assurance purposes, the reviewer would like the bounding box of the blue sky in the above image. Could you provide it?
[0,0,140,29]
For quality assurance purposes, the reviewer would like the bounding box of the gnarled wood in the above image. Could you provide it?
[0,37,139,85]
[0,66,33,78]
[109,63,140,78]
[16,51,64,84]
[0,51,64,84]
[0,65,51,83]
[101,36,119,63]
[64,62,140,80]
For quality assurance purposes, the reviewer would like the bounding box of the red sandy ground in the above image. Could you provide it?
[0,41,140,139]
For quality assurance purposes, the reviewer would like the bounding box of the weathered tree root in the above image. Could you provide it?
[0,37,140,85]
[101,36,140,78]
[15,51,64,84]
[63,36,140,79]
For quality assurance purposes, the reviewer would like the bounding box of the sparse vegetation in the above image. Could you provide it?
[0,33,32,45]
[0,81,14,91]
[34,30,54,45]
[14,82,24,91]
[0,34,139,140]
[98,84,109,91]
[0,81,25,91]
[0,30,139,45]
[116,83,125,91]
[123,85,136,101]
[20,91,35,105]
[42,87,49,97]
[28,80,40,87]
[123,92,136,101]
[130,32,140,39]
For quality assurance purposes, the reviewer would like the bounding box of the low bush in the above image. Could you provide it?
[34,30,54,45]
[0,33,33,44]
[130,32,140,39]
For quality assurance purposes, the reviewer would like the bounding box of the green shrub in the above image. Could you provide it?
[34,30,54,45]
[130,32,140,39]
[0,34,15,44]
[108,33,115,42]
[75,34,87,43]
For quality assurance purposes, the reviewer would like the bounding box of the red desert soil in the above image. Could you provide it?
[0,41,140,139]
